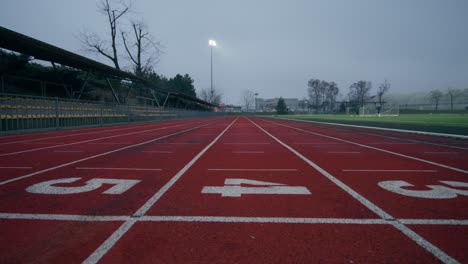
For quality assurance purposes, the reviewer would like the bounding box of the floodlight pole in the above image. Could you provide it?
[211,44,213,93]
[209,40,216,95]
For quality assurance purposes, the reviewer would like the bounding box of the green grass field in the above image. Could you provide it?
[272,113,468,136]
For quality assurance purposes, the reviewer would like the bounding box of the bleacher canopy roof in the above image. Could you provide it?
[0,26,217,108]
[0,26,142,81]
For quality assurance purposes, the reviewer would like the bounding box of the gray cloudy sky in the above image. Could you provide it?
[1,0,467,105]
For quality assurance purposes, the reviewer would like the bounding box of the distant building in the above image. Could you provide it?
[219,104,242,112]
[255,97,299,112]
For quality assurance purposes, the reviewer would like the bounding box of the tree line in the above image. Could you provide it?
[305,78,390,113]
[427,88,468,111]
[0,48,197,103]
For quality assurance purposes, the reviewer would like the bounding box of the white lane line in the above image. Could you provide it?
[264,119,468,174]
[0,120,217,185]
[0,121,200,157]
[154,142,200,145]
[140,216,386,224]
[328,151,361,154]
[89,142,131,145]
[0,213,129,221]
[0,122,166,145]
[83,219,138,264]
[27,142,65,145]
[229,133,263,136]
[342,169,437,172]
[249,118,459,264]
[424,152,457,154]
[357,131,468,150]
[53,150,84,153]
[294,143,343,145]
[1,213,467,225]
[76,167,162,171]
[273,116,468,140]
[223,142,270,144]
[142,151,174,153]
[208,169,297,171]
[83,118,238,264]
[0,166,32,169]
[369,143,416,145]
[232,151,265,154]
[400,219,468,225]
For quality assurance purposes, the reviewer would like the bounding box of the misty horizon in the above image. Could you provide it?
[1,0,467,105]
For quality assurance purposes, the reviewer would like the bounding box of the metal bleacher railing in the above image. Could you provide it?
[0,93,220,134]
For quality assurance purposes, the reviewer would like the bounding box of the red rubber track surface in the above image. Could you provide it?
[0,116,466,263]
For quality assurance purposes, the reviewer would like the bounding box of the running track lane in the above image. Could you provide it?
[264,117,468,170]
[0,118,219,182]
[276,117,468,149]
[0,118,193,143]
[0,117,235,263]
[95,117,444,263]
[251,117,467,263]
[1,116,466,263]
[0,118,211,154]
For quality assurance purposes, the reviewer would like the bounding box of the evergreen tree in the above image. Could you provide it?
[276,97,288,114]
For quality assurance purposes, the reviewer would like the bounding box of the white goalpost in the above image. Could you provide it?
[347,103,400,117]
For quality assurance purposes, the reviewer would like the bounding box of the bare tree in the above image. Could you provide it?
[377,80,390,106]
[199,87,222,105]
[324,82,339,112]
[81,0,132,69]
[428,89,443,111]
[121,21,162,77]
[348,80,372,109]
[376,80,390,115]
[307,79,322,111]
[446,87,462,111]
[241,90,256,112]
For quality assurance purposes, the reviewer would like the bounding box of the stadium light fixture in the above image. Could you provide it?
[209,39,217,94]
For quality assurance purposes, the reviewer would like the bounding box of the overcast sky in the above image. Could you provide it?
[1,0,467,105]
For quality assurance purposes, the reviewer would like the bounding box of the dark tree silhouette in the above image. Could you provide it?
[428,90,443,111]
[276,97,288,114]
[348,80,372,109]
[121,21,162,77]
[81,0,132,69]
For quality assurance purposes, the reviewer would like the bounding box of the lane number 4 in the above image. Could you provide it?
[26,177,140,195]
[378,180,468,199]
[202,178,311,197]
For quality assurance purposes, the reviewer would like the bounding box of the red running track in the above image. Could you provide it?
[0,116,466,263]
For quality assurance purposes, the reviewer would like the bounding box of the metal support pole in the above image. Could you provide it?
[55,97,59,129]
[106,78,121,104]
[100,104,103,126]
[125,82,134,102]
[1,75,4,93]
[210,45,213,94]
[127,103,131,123]
[162,93,170,108]
[77,71,90,100]
[152,91,161,107]
[40,81,45,96]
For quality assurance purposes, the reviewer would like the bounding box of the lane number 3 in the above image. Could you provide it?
[378,180,468,199]
[26,177,140,195]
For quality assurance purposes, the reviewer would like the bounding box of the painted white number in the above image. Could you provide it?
[26,177,140,195]
[378,180,468,199]
[202,178,311,197]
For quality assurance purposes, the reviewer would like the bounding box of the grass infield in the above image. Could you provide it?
[271,113,468,136]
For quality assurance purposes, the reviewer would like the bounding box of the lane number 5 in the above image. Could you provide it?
[378,180,468,199]
[26,177,140,195]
